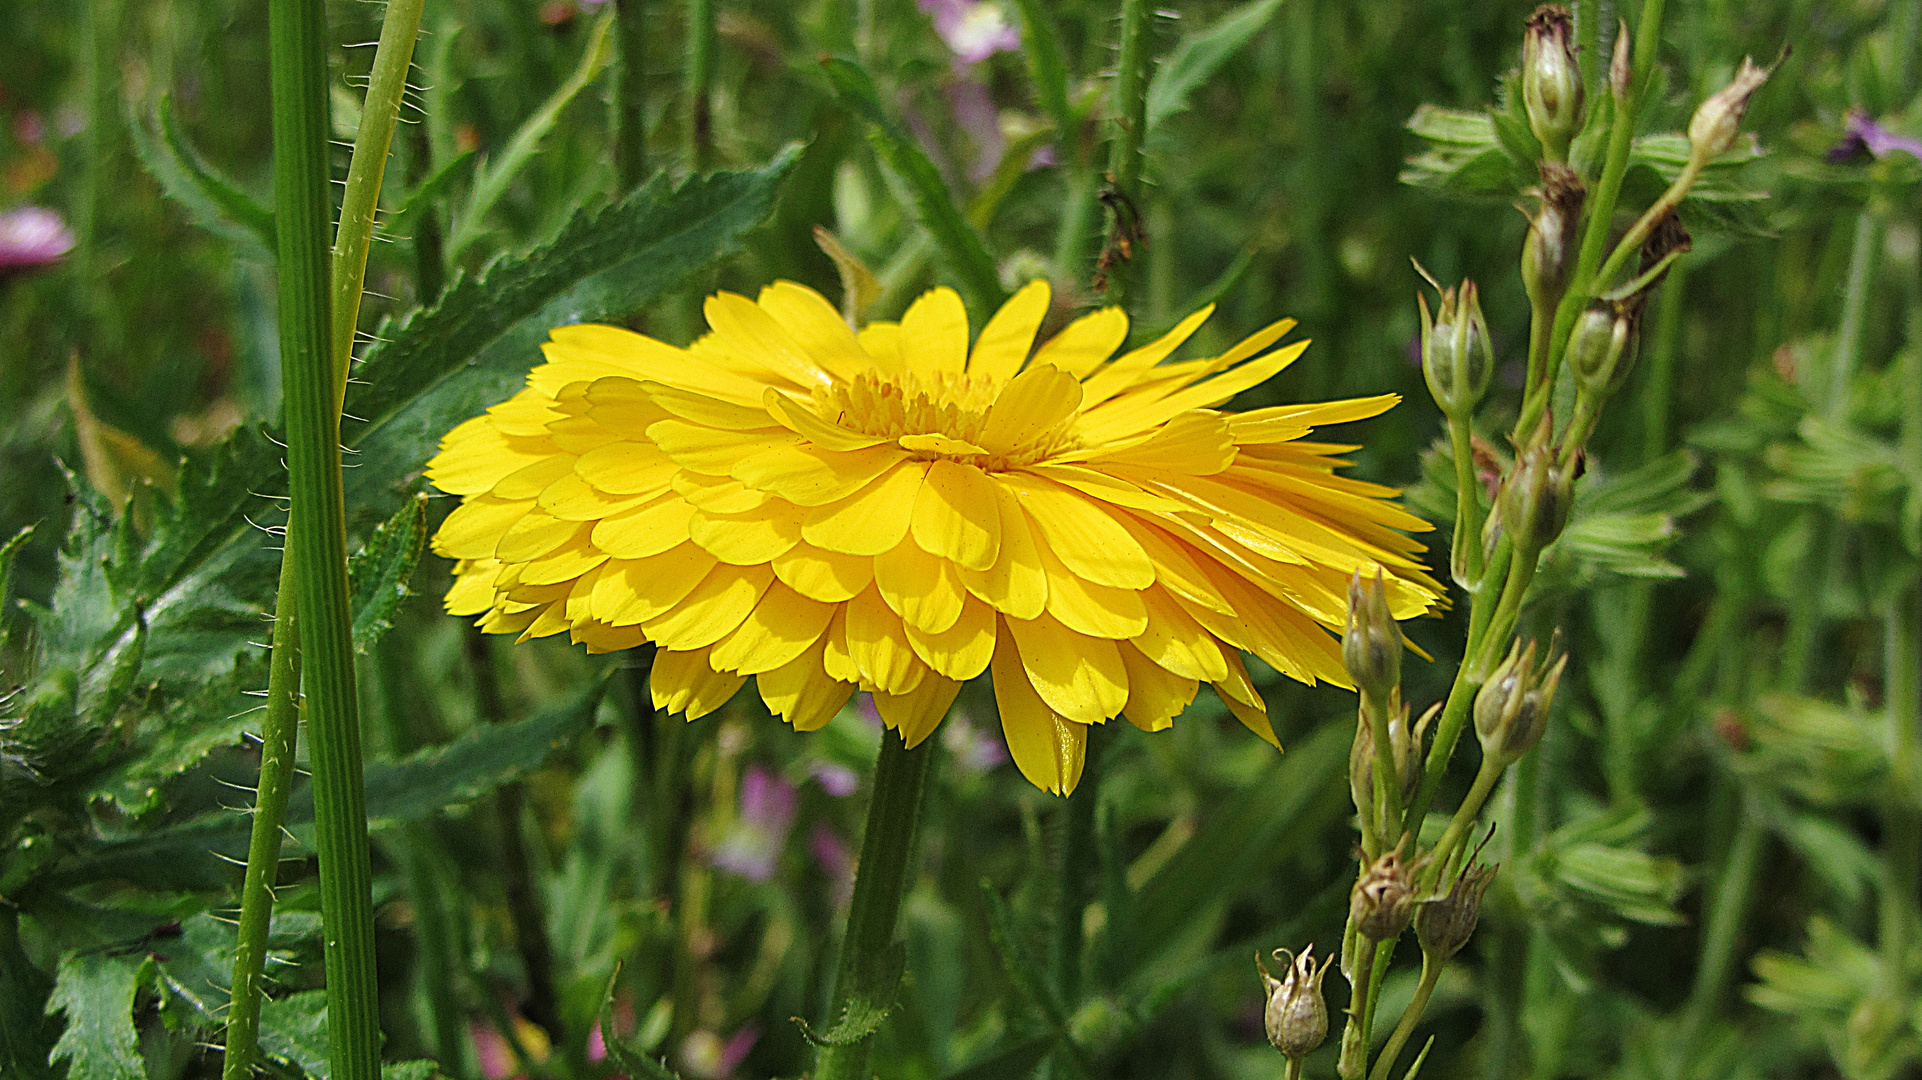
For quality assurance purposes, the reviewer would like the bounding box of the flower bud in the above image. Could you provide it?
[1522,6,1583,160]
[1350,841,1428,941]
[1343,569,1403,700]
[1495,422,1575,553]
[1566,303,1634,399]
[1473,635,1568,766]
[1351,696,1436,815]
[1522,163,1585,309]
[1418,276,1494,420]
[1257,946,1334,1060]
[1415,849,1498,962]
[1688,57,1774,162]
[1609,20,1632,105]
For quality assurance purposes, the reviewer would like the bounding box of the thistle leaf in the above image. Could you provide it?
[46,953,146,1080]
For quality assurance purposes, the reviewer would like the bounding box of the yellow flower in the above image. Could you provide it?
[427,281,1440,793]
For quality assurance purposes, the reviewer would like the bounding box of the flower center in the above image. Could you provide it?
[814,370,1001,446]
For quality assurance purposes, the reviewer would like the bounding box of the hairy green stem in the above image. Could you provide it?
[815,730,935,1080]
[614,0,648,188]
[331,0,427,406]
[221,555,302,1080]
[683,0,715,170]
[269,0,381,1074]
[1368,953,1441,1080]
[1100,0,1151,310]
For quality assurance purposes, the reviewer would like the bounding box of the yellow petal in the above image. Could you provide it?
[518,601,573,641]
[709,581,836,674]
[1035,541,1147,639]
[704,291,837,390]
[485,387,571,436]
[590,544,720,625]
[771,541,875,603]
[1077,304,1214,408]
[802,461,930,556]
[911,459,1001,571]
[649,419,803,476]
[969,279,1050,382]
[520,542,609,587]
[672,472,774,513]
[1005,612,1127,725]
[1078,340,1310,445]
[435,495,533,559]
[856,321,907,375]
[844,585,922,695]
[898,286,969,375]
[538,471,651,521]
[497,511,587,563]
[1030,306,1127,378]
[874,673,962,748]
[591,496,697,560]
[1215,651,1281,749]
[640,378,781,430]
[977,365,1082,454]
[905,592,996,681]
[956,479,1046,620]
[642,563,775,651]
[1112,515,1234,614]
[1088,412,1236,475]
[821,606,860,684]
[898,433,990,456]
[1229,393,1400,441]
[874,538,966,634]
[1117,642,1197,732]
[763,389,893,452]
[446,559,502,616]
[428,417,552,495]
[575,441,679,496]
[756,281,869,381]
[650,646,747,720]
[572,619,647,654]
[688,501,806,565]
[734,441,905,506]
[1134,587,1231,681]
[491,454,579,500]
[991,628,1086,796]
[1001,474,1155,590]
[1028,464,1189,515]
[542,323,767,404]
[757,634,856,731]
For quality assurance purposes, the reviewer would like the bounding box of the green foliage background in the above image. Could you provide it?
[0,0,1919,1077]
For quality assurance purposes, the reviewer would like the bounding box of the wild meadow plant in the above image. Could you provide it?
[0,1,1918,1080]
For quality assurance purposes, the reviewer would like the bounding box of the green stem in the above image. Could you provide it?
[1678,797,1764,1049]
[1053,725,1107,1005]
[1367,954,1441,1080]
[1828,210,1880,421]
[269,0,382,1076]
[1100,0,1151,311]
[614,0,648,189]
[221,556,302,1080]
[1448,417,1483,589]
[1366,691,1404,848]
[1285,1057,1303,1080]
[1882,592,1920,999]
[683,0,715,171]
[814,730,935,1080]
[1402,536,1514,839]
[1336,937,1379,1080]
[331,0,427,407]
[1519,297,1558,423]
[1428,755,1505,885]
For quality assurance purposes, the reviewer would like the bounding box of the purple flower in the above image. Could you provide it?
[709,765,797,882]
[941,709,1009,774]
[917,0,1019,64]
[0,208,75,275]
[810,823,855,907]
[809,759,859,797]
[1829,110,1922,163]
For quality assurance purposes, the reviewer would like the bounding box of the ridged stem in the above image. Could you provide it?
[814,730,935,1080]
[268,0,381,1073]
[221,554,301,1080]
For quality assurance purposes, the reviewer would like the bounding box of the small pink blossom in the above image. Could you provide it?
[917,0,1020,64]
[0,208,75,274]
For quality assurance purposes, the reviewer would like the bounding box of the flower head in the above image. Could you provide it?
[428,280,1440,793]
[0,207,75,275]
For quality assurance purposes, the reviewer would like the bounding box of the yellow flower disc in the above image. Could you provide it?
[427,280,1441,794]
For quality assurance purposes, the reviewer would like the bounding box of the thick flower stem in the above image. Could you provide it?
[269,0,381,1076]
[1368,954,1441,1080]
[221,554,301,1080]
[815,729,935,1080]
[1448,417,1484,590]
[1100,0,1152,311]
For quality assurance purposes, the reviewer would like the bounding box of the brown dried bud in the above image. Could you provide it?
[1522,163,1586,308]
[1351,841,1429,941]
[1689,57,1774,162]
[1523,6,1584,160]
[1258,945,1334,1060]
[1415,847,1499,962]
[1473,635,1568,766]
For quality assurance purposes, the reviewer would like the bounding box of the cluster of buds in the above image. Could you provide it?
[1521,5,1583,160]
[1258,946,1334,1061]
[1414,837,1499,962]
[1522,163,1585,310]
[1350,840,1430,942]
[1494,420,1576,555]
[1417,274,1494,422]
[1474,635,1568,766]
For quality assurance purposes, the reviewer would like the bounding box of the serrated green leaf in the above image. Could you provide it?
[344,147,800,519]
[600,968,683,1079]
[348,493,428,651]
[259,990,330,1079]
[46,952,146,1080]
[125,96,275,260]
[820,57,1006,317]
[794,943,905,1047]
[1143,0,1284,134]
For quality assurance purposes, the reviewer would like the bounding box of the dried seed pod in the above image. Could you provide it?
[1258,945,1335,1060]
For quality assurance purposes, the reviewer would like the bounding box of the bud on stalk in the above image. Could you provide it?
[1609,19,1632,105]
[1496,421,1576,554]
[1474,635,1568,766]
[1351,840,1429,941]
[1417,274,1494,421]
[1415,844,1499,962]
[1688,57,1775,163]
[1567,302,1634,400]
[1258,946,1335,1060]
[1522,163,1586,310]
[1522,5,1583,160]
[1344,569,1403,700]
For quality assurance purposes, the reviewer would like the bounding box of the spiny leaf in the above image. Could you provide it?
[600,966,684,1079]
[348,493,428,651]
[46,952,146,1080]
[793,943,906,1047]
[819,57,1006,317]
[1144,0,1284,135]
[125,95,275,260]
